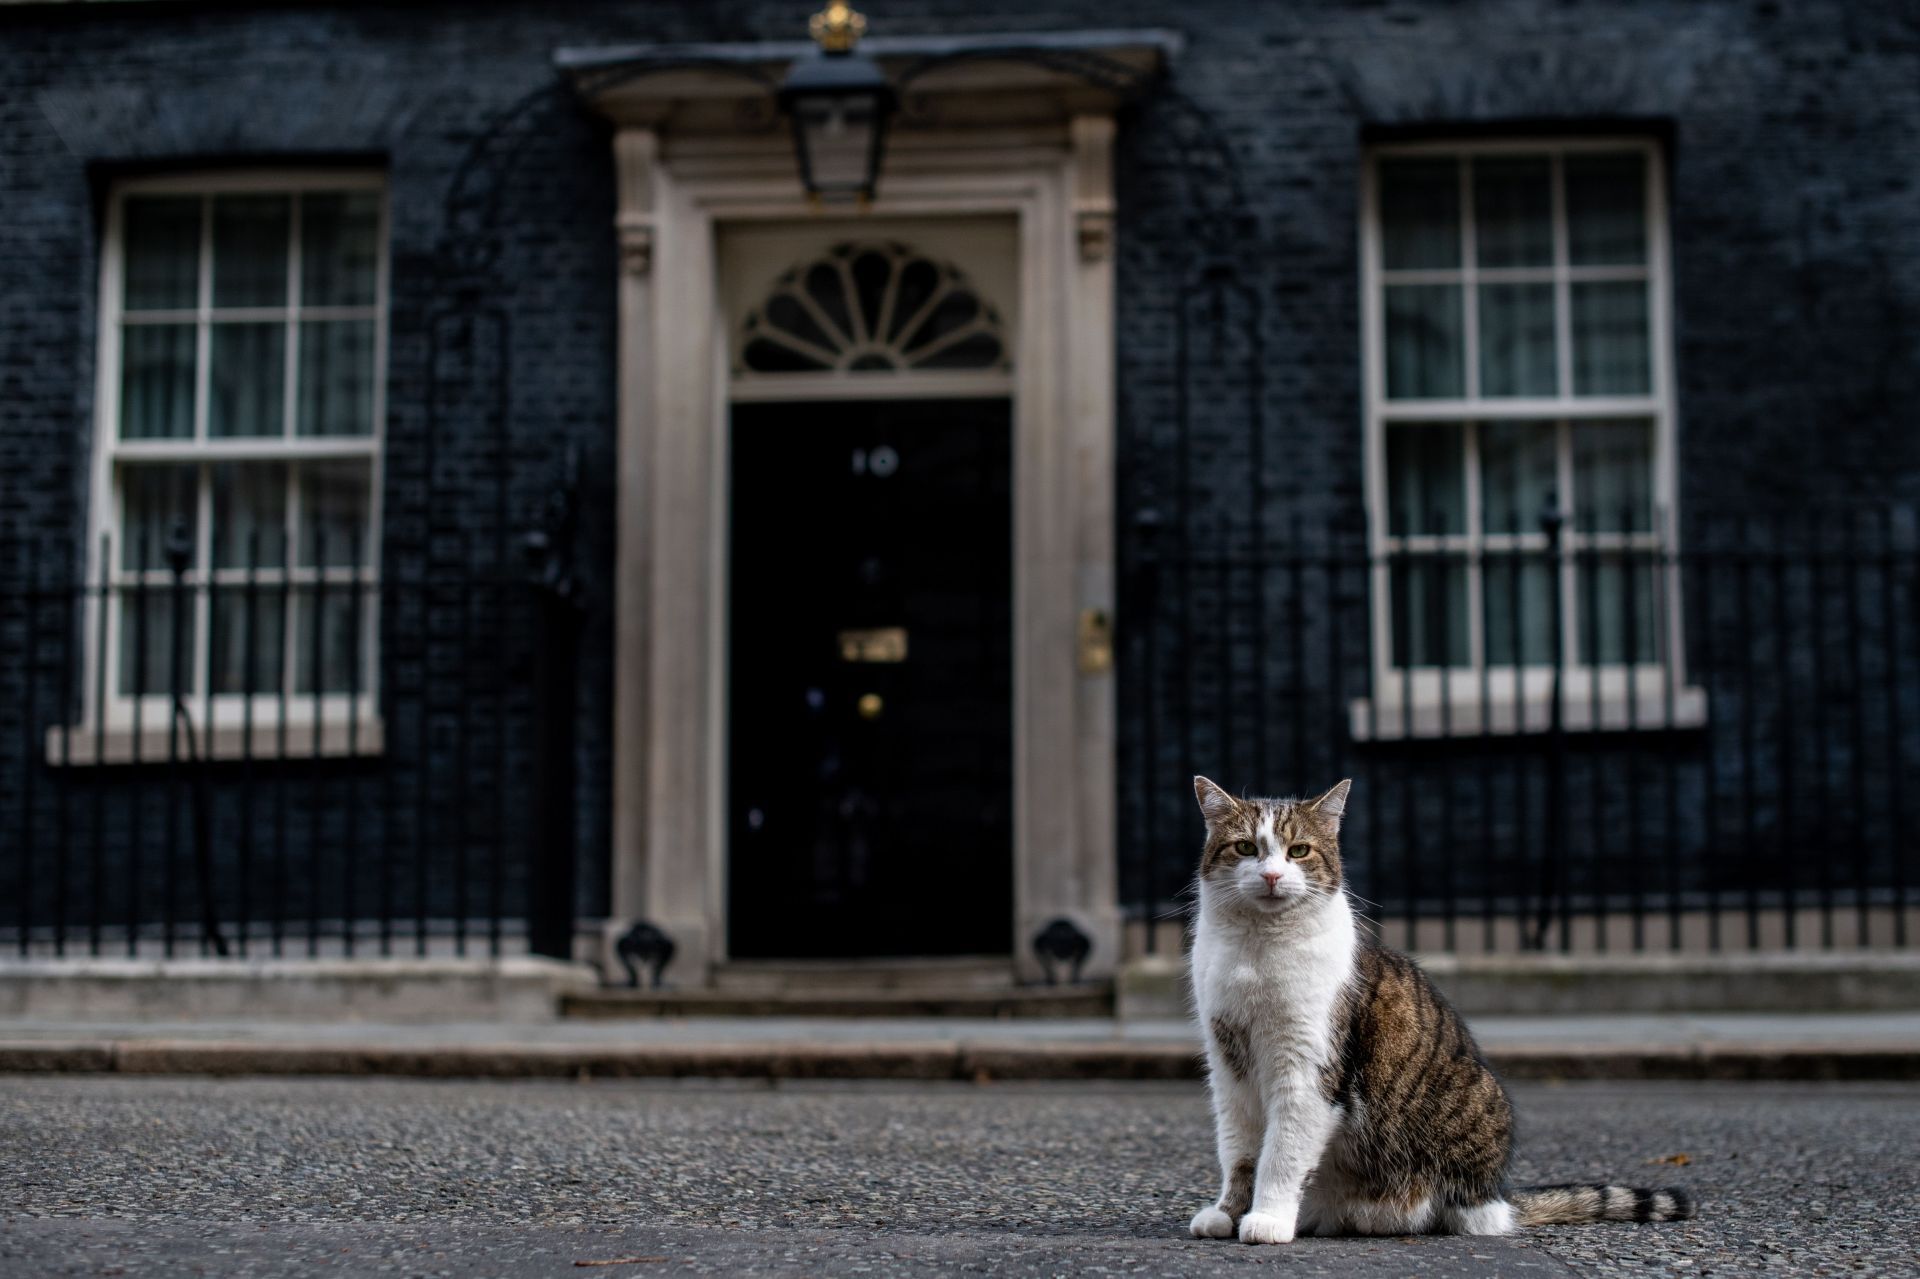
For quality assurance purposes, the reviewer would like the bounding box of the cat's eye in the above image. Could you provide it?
[1287,844,1312,860]
[1234,840,1257,858]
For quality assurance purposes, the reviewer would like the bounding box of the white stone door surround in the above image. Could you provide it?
[569,34,1170,984]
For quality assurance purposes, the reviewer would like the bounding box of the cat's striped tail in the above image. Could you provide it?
[1511,1184,1697,1226]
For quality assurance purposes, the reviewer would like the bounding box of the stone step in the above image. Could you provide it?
[706,957,1028,995]
[562,983,1114,1020]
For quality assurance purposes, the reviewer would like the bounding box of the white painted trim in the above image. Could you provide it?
[46,707,384,767]
[1348,679,1707,741]
[607,128,1119,985]
[729,371,1013,401]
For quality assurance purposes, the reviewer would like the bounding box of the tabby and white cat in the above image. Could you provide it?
[1186,776,1695,1244]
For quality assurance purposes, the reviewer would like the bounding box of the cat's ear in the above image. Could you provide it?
[1305,779,1352,831]
[1193,776,1240,828]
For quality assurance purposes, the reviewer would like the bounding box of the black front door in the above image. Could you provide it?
[728,399,1013,958]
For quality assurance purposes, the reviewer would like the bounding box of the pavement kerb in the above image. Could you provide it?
[0,1037,1915,1081]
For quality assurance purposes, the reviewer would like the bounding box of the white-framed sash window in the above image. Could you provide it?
[1358,139,1701,736]
[80,171,388,754]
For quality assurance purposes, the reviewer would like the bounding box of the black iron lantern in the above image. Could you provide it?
[780,2,896,204]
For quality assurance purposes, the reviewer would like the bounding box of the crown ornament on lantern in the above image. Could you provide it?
[809,0,867,52]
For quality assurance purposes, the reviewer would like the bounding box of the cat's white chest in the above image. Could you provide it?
[1192,895,1357,1061]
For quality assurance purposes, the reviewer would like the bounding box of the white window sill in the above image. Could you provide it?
[44,715,385,766]
[1349,686,1706,741]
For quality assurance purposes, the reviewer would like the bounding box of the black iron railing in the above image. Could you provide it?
[7,502,1915,959]
[0,524,582,960]
[1121,505,1920,952]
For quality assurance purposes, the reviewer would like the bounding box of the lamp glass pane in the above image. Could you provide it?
[795,95,877,196]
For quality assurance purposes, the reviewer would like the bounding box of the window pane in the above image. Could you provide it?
[1389,558,1469,668]
[1566,153,1647,266]
[1384,285,1464,399]
[1570,281,1650,395]
[1479,420,1558,534]
[1378,157,1460,270]
[211,587,286,696]
[1386,423,1465,535]
[301,191,380,307]
[208,322,286,437]
[212,461,289,569]
[119,324,196,439]
[123,196,200,311]
[1574,418,1653,532]
[119,463,198,572]
[1477,282,1557,397]
[851,249,890,339]
[1577,554,1659,665]
[297,320,376,436]
[297,459,371,569]
[211,195,290,308]
[1472,156,1552,268]
[292,588,366,695]
[1483,554,1556,665]
[118,589,198,697]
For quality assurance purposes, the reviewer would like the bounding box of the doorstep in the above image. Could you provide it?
[1118,950,1920,1019]
[0,957,597,1023]
[563,983,1114,1020]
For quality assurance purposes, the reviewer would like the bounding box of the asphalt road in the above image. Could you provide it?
[1,1077,1914,1277]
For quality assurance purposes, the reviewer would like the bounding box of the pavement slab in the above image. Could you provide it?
[1,1078,1916,1277]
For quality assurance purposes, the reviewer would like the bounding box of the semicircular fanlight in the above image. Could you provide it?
[739,241,1008,375]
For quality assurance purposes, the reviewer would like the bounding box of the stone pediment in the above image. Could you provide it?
[556,29,1178,138]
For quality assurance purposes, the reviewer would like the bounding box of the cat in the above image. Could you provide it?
[1185,775,1695,1244]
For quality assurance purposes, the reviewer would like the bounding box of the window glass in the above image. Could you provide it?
[119,463,199,572]
[1479,421,1558,535]
[1574,419,1654,532]
[123,196,200,311]
[211,461,289,569]
[211,588,286,695]
[1478,282,1557,397]
[1577,557,1659,664]
[118,592,197,697]
[293,590,364,694]
[300,191,380,306]
[1379,157,1460,270]
[298,459,372,569]
[1571,281,1651,395]
[1483,554,1556,665]
[1472,157,1553,268]
[296,320,376,436]
[208,322,286,437]
[211,195,291,308]
[119,325,197,439]
[1384,285,1464,399]
[1566,153,1647,266]
[1389,559,1470,668]
[1386,424,1466,536]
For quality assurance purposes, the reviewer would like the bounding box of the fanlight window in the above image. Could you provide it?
[739,241,1008,375]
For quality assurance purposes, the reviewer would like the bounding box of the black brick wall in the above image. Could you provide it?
[2,1,1917,943]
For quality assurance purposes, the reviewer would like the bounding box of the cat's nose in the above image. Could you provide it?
[1261,871,1283,890]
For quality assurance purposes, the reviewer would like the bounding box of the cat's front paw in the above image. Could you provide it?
[1189,1205,1236,1239]
[1238,1209,1297,1245]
